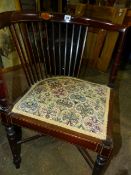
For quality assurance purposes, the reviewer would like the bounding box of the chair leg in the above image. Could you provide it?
[92,155,107,175]
[5,125,22,169]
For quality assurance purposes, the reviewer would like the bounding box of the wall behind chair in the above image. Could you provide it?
[0,0,20,70]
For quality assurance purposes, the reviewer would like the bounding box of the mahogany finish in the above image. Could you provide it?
[0,11,127,174]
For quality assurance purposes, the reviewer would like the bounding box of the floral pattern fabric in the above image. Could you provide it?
[12,76,110,140]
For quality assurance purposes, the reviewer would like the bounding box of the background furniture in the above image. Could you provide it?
[19,0,67,12]
[67,3,127,71]
[0,11,127,175]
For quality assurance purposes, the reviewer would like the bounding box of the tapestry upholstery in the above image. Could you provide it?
[12,76,110,140]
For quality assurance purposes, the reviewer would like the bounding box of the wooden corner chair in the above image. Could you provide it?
[0,11,127,175]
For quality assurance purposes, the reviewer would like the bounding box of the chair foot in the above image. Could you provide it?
[13,156,21,169]
[92,155,107,175]
[5,125,22,169]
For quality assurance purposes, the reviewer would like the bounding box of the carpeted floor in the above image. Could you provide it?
[0,65,131,175]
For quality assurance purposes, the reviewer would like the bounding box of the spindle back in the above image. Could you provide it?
[0,11,127,87]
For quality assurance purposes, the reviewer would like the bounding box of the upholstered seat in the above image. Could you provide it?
[12,76,110,140]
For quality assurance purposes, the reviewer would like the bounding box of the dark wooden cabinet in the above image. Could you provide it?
[20,0,67,12]
[20,0,36,10]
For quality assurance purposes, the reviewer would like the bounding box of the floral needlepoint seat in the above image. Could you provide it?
[12,76,110,140]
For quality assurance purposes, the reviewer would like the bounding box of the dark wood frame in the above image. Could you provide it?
[0,11,127,174]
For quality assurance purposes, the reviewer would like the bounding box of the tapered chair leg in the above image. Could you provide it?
[5,125,22,169]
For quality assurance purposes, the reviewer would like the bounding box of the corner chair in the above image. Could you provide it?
[0,11,127,174]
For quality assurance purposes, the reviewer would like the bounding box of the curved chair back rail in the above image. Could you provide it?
[0,11,127,30]
[0,11,127,86]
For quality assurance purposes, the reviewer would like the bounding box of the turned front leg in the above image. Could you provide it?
[5,125,22,169]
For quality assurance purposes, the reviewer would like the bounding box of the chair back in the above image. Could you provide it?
[0,11,127,87]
